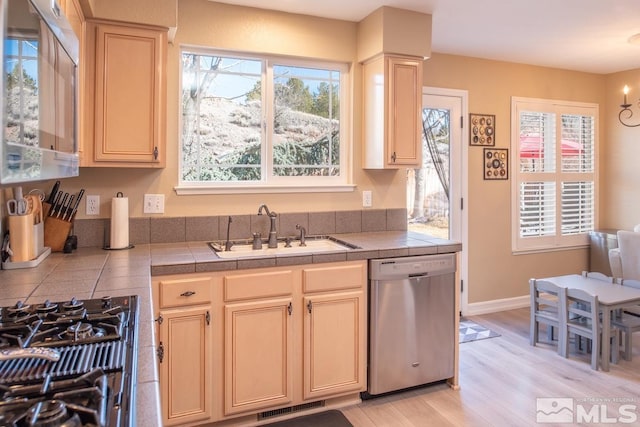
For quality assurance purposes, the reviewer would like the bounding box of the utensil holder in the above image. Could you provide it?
[8,213,35,262]
[43,202,74,252]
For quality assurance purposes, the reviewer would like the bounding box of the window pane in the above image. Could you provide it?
[519,182,556,237]
[272,64,340,177]
[5,37,39,147]
[561,114,594,173]
[561,181,594,235]
[181,53,262,182]
[519,111,556,173]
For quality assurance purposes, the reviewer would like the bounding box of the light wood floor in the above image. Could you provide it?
[342,308,640,426]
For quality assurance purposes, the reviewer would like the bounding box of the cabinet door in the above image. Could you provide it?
[92,22,166,166]
[224,298,294,415]
[387,56,422,167]
[158,307,212,426]
[303,290,366,400]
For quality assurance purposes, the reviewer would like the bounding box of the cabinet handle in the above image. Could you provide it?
[307,300,312,314]
[287,302,292,316]
[154,315,163,325]
[153,146,159,160]
[180,291,196,297]
[206,310,211,325]
[157,342,164,363]
[391,151,396,163]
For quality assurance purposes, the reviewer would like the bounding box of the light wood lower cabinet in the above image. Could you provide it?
[302,262,366,400]
[303,290,365,400]
[152,260,366,425]
[224,297,294,415]
[153,276,215,426]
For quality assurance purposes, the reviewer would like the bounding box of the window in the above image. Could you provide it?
[178,48,351,193]
[511,97,597,252]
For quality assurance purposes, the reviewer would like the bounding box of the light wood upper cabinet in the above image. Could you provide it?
[83,20,167,167]
[363,55,422,169]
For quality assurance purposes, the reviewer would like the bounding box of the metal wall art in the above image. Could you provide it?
[484,148,508,180]
[470,113,495,146]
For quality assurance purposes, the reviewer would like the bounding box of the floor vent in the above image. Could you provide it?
[258,400,325,420]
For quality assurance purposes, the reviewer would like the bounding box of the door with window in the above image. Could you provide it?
[408,89,463,240]
[407,87,467,311]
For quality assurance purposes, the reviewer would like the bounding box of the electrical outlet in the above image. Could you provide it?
[362,190,372,208]
[144,194,165,214]
[86,195,100,215]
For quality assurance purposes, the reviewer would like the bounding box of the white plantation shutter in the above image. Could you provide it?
[519,182,556,237]
[561,181,594,235]
[511,98,597,252]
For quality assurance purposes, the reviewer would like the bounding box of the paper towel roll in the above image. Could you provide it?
[110,194,129,249]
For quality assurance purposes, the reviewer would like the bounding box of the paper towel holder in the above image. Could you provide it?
[104,191,134,251]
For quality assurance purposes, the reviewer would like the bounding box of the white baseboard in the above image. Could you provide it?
[464,295,530,316]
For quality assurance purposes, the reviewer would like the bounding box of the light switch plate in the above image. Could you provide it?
[144,194,165,214]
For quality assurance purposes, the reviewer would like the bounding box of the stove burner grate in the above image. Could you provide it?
[0,341,126,385]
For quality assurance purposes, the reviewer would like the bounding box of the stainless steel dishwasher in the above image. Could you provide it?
[367,253,456,396]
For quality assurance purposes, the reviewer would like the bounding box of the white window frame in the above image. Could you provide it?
[510,97,598,253]
[176,47,354,195]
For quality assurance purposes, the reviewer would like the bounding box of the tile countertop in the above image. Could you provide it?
[0,245,161,427]
[0,231,461,426]
[150,231,462,275]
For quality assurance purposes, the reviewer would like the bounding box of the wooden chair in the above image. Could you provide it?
[529,279,566,353]
[582,270,615,283]
[561,288,619,370]
[612,278,640,360]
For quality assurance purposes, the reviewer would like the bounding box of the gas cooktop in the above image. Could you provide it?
[0,296,139,427]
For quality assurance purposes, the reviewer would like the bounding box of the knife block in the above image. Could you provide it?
[43,202,74,252]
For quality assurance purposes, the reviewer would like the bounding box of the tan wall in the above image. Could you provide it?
[423,53,606,303]
[602,70,640,230]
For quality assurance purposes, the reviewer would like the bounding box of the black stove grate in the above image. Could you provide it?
[0,341,126,385]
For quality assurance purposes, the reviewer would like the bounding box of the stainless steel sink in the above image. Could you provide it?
[209,236,357,259]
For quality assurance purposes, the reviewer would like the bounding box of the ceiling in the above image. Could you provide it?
[210,0,640,74]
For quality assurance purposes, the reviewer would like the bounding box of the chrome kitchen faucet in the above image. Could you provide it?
[258,204,278,248]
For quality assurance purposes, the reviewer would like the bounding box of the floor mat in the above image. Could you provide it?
[262,410,353,427]
[459,318,501,343]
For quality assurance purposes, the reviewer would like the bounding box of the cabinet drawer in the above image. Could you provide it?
[224,270,294,302]
[158,277,212,308]
[303,262,365,293]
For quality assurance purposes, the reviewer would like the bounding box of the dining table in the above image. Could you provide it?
[539,273,640,371]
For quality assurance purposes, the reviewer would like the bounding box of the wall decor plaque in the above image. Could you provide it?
[483,148,508,180]
[470,113,495,146]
